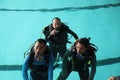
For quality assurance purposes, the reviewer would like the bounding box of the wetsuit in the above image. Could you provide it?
[22,48,54,80]
[43,23,78,60]
[57,46,96,80]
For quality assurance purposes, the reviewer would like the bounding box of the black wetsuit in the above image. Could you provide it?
[43,23,78,60]
[57,46,96,80]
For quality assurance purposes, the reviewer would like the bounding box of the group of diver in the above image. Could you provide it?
[22,17,98,80]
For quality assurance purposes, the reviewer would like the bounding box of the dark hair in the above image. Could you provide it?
[52,17,61,22]
[78,37,90,48]
[36,38,46,46]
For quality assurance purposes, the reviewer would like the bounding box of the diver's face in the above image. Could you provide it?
[52,19,61,29]
[34,42,46,55]
[76,42,87,54]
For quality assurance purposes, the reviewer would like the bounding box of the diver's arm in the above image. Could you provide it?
[22,55,30,80]
[67,28,79,40]
[89,54,96,80]
[48,53,54,80]
[42,26,50,41]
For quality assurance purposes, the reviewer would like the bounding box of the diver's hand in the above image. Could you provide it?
[50,30,57,35]
[108,77,115,80]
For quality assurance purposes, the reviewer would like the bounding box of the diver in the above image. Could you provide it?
[22,39,54,80]
[42,17,78,64]
[57,37,97,80]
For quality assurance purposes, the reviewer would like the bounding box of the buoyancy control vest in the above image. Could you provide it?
[44,23,69,46]
[28,47,50,72]
[71,45,97,71]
